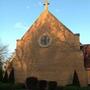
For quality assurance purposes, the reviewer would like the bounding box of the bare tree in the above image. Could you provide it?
[0,42,8,65]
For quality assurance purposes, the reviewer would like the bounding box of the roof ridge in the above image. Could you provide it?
[48,11,74,35]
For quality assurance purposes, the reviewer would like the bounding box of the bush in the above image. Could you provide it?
[0,68,3,81]
[25,77,38,90]
[72,71,80,86]
[2,71,8,83]
[48,81,57,90]
[38,80,47,90]
[8,68,15,84]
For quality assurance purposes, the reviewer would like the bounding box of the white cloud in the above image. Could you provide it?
[14,22,27,30]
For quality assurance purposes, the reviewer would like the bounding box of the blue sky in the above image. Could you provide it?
[0,0,90,53]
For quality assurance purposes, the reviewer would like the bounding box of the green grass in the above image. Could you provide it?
[0,82,26,90]
[0,82,90,90]
[63,86,90,90]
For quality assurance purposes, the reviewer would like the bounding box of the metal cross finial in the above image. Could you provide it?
[43,0,50,11]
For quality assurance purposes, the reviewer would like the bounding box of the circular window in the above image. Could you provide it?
[38,34,52,47]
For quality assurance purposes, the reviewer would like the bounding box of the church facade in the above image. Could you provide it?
[11,2,88,86]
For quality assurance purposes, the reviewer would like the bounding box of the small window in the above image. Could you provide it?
[38,34,52,47]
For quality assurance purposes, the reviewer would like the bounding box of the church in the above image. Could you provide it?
[6,1,89,87]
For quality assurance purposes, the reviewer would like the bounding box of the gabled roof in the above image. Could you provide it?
[21,10,74,41]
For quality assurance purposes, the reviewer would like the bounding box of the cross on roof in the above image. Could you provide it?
[43,0,50,11]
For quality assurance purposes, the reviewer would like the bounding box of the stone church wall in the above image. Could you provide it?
[12,10,88,86]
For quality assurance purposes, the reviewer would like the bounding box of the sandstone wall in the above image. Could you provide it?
[13,11,88,86]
